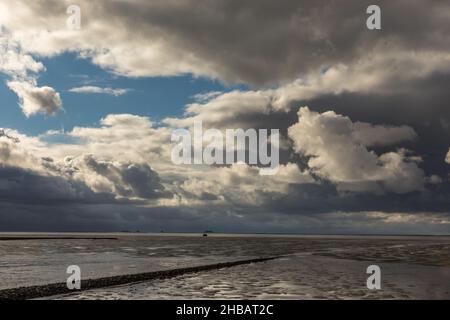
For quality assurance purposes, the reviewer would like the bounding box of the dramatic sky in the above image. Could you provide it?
[0,0,449,234]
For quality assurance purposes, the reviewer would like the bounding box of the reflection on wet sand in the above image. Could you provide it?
[1,233,449,299]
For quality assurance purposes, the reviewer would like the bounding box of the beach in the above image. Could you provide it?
[0,233,449,299]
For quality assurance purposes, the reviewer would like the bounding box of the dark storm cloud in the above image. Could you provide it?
[78,154,170,199]
[267,181,450,215]
[0,141,170,205]
[2,191,449,234]
[5,0,449,85]
[98,0,450,84]
[0,164,114,205]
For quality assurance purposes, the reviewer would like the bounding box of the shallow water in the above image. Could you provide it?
[1,233,450,299]
[54,254,450,300]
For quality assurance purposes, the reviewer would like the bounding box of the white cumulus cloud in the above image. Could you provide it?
[7,81,62,117]
[69,86,130,96]
[288,107,425,194]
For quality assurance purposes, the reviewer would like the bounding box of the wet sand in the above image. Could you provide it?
[0,257,278,300]
[49,254,450,300]
[1,233,450,300]
[0,237,118,241]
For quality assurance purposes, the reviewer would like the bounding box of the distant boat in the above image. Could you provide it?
[203,230,213,237]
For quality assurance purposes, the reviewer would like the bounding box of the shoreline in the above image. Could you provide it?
[0,256,280,300]
[1,232,450,241]
[0,237,118,241]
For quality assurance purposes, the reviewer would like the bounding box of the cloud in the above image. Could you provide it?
[1,0,450,85]
[173,163,315,206]
[2,1,450,120]
[0,139,39,171]
[0,32,45,77]
[7,80,62,117]
[1,108,450,233]
[164,58,450,132]
[351,122,417,147]
[446,149,450,164]
[1,31,62,117]
[192,91,224,103]
[69,86,130,96]
[63,154,169,200]
[1,1,450,233]
[0,140,109,204]
[0,129,20,143]
[99,114,151,128]
[0,165,108,205]
[0,136,169,203]
[288,107,425,194]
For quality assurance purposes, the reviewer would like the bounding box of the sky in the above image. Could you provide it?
[0,52,240,135]
[0,0,449,234]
